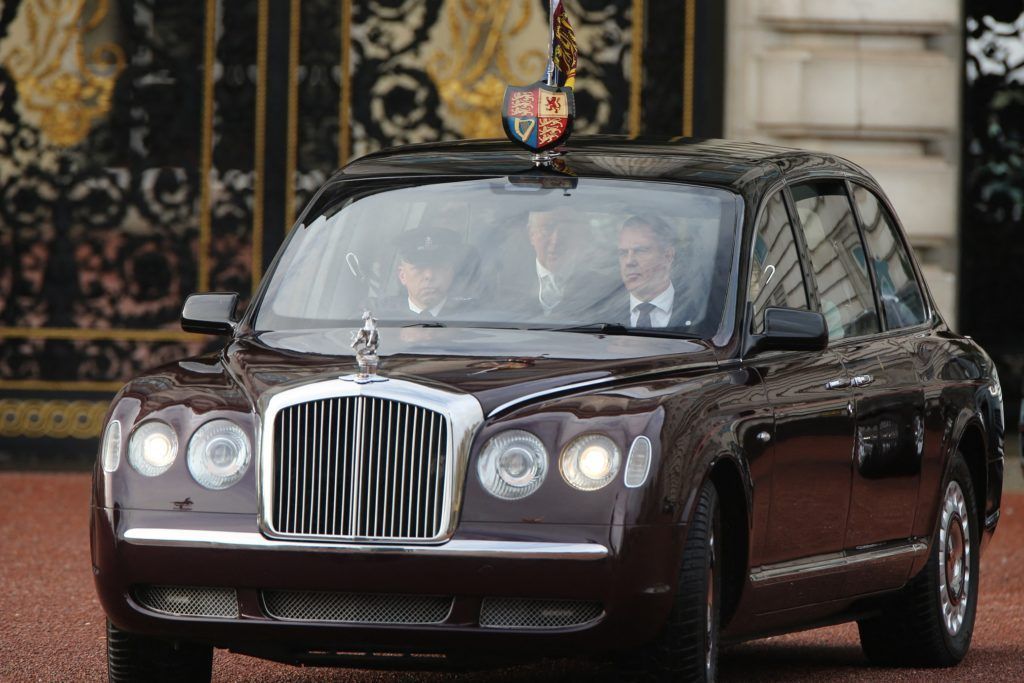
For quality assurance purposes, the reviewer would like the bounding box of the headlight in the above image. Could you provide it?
[187,420,251,490]
[128,421,178,477]
[560,434,620,491]
[101,420,122,473]
[477,430,547,500]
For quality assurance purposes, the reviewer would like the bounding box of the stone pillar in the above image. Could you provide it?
[726,0,960,324]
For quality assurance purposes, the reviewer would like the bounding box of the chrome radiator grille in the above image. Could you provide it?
[271,396,449,541]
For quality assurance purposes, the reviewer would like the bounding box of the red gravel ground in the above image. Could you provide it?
[1,472,1021,682]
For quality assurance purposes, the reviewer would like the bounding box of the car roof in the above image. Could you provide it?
[334,135,869,191]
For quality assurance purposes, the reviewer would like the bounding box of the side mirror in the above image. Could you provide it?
[181,293,239,336]
[745,307,828,356]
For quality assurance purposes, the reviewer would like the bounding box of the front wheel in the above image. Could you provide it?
[617,478,721,682]
[107,620,213,683]
[857,453,980,666]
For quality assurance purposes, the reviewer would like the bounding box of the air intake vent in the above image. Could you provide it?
[134,586,238,618]
[262,590,452,624]
[479,598,603,629]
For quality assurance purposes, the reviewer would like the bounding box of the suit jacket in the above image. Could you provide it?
[494,250,627,322]
[583,283,703,329]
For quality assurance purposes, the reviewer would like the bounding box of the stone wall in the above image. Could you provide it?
[725,0,960,324]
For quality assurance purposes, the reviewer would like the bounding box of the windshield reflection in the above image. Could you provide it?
[255,177,738,339]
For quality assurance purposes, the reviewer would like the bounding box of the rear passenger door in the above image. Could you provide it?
[845,184,928,551]
[789,181,926,592]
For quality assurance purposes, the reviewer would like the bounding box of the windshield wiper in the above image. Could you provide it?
[402,321,446,328]
[544,323,703,339]
[545,322,631,334]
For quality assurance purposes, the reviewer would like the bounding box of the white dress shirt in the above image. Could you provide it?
[629,283,675,328]
[408,298,446,317]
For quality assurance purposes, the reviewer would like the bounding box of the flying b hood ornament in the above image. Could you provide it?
[502,1,577,159]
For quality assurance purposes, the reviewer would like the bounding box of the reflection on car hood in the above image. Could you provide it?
[226,327,718,416]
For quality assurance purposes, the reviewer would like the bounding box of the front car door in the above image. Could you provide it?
[744,189,856,610]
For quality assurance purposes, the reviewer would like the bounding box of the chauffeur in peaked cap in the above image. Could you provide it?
[386,227,472,319]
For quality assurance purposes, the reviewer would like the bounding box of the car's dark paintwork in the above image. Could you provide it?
[91,137,1004,664]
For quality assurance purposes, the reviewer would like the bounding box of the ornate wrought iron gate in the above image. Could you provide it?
[962,1,1024,410]
[0,0,724,460]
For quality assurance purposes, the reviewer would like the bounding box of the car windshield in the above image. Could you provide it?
[254,176,740,339]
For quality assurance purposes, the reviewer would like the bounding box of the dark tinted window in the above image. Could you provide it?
[748,191,809,333]
[852,185,927,329]
[791,182,879,341]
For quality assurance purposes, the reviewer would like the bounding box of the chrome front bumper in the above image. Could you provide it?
[123,526,609,560]
[92,506,686,658]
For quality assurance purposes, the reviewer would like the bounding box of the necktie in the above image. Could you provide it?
[634,302,656,328]
[538,274,562,311]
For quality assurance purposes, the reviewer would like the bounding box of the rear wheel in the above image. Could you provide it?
[107,619,213,683]
[617,478,721,682]
[857,453,979,666]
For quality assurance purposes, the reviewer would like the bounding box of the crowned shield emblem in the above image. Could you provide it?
[502,81,575,153]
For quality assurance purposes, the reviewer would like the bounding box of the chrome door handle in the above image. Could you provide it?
[850,374,874,387]
[825,378,850,390]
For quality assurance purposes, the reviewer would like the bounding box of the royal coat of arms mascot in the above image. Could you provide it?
[502,0,577,154]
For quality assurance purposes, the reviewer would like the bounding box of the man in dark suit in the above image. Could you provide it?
[493,208,609,319]
[616,214,700,328]
[379,227,472,319]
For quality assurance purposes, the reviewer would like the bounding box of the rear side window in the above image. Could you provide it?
[852,185,928,329]
[748,191,809,333]
[791,182,879,341]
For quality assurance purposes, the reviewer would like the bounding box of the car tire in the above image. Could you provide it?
[857,452,979,667]
[617,478,721,682]
[107,619,213,683]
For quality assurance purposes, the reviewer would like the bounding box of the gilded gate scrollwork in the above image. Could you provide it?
[0,0,124,148]
[426,0,546,140]
[0,0,648,450]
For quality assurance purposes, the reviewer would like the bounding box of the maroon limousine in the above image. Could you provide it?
[91,137,1005,682]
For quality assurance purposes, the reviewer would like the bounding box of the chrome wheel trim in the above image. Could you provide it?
[938,480,971,637]
[705,527,716,677]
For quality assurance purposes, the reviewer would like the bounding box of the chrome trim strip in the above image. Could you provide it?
[122,528,609,560]
[749,540,928,584]
[487,377,612,417]
[486,363,718,419]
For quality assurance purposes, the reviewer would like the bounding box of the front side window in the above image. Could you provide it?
[791,182,879,341]
[748,191,809,333]
[851,185,927,329]
[254,177,740,339]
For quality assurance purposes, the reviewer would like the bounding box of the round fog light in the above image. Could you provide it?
[560,434,621,491]
[128,421,178,477]
[188,420,251,490]
[477,430,548,500]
